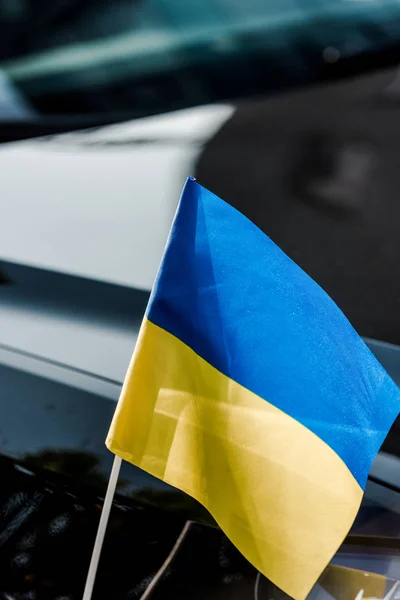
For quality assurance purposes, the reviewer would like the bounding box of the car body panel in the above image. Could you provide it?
[0,104,234,291]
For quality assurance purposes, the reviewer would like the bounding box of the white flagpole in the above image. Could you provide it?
[82,455,122,600]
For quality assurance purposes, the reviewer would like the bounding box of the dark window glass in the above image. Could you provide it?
[0,0,400,117]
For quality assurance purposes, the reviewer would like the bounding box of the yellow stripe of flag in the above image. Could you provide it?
[107,318,362,600]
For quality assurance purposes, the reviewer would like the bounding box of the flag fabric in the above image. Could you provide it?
[106,177,400,599]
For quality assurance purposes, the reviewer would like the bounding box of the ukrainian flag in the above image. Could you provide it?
[106,177,400,599]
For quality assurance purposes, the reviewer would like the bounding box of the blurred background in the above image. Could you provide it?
[1,1,400,599]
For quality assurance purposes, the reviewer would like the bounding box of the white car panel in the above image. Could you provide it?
[0,104,234,291]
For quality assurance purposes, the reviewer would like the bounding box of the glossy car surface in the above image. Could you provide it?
[0,1,400,599]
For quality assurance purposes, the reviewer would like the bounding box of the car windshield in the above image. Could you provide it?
[0,0,400,117]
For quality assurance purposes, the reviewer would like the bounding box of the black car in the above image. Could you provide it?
[1,1,400,598]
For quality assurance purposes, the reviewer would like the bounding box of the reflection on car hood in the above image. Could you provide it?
[0,103,233,291]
